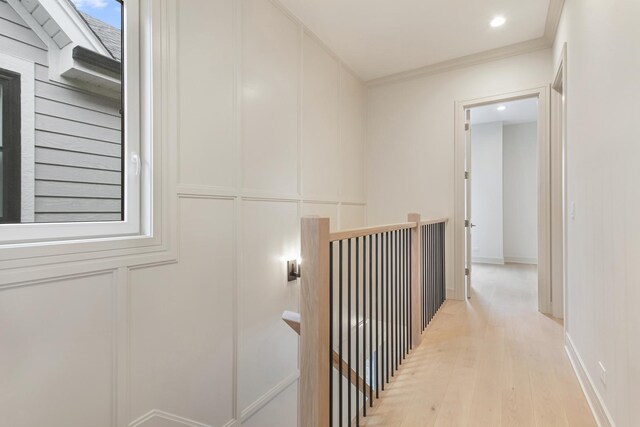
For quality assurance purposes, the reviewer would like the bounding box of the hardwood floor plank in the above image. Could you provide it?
[360,264,595,427]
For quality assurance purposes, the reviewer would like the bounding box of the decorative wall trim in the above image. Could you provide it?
[504,256,538,265]
[129,409,237,427]
[544,0,566,43]
[565,333,615,427]
[340,200,367,206]
[367,38,550,87]
[240,370,299,423]
[472,256,505,265]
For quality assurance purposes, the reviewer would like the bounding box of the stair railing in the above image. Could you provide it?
[284,213,448,426]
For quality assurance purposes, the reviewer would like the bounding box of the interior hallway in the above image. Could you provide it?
[362,264,595,426]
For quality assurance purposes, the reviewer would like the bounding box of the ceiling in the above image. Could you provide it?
[278,0,556,81]
[470,98,538,126]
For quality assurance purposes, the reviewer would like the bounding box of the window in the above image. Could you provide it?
[0,0,145,245]
[0,70,21,224]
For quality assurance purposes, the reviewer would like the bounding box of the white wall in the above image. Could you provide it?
[503,122,538,264]
[554,0,640,425]
[470,122,504,264]
[0,1,366,426]
[366,48,552,294]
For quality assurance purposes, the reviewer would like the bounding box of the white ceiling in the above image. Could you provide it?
[278,0,553,81]
[470,97,538,126]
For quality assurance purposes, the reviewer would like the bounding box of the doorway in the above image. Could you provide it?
[467,98,539,300]
[454,87,553,315]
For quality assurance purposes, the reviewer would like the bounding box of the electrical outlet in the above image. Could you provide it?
[570,201,576,220]
[598,361,606,385]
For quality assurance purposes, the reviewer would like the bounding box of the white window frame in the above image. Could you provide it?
[0,0,141,245]
[0,0,173,269]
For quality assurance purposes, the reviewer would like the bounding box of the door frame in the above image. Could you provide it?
[552,43,568,322]
[454,87,552,313]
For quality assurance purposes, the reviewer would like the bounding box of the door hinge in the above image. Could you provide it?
[465,122,470,131]
[465,171,469,179]
[465,268,470,276]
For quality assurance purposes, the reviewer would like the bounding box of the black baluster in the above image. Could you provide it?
[348,239,352,425]
[375,233,380,397]
[395,230,399,371]
[339,240,343,427]
[363,236,367,417]
[386,231,391,381]
[405,229,409,355]
[442,223,446,304]
[369,234,374,406]
[421,226,425,331]
[330,242,334,427]
[356,237,360,426]
[409,229,413,349]
[381,232,386,389]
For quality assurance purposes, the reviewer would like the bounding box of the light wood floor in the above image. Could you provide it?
[361,263,595,427]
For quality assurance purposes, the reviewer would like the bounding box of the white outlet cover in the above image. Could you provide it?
[570,201,576,220]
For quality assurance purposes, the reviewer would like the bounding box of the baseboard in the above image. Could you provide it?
[240,370,299,423]
[504,256,538,265]
[129,409,231,427]
[472,256,505,265]
[446,288,456,300]
[565,333,615,427]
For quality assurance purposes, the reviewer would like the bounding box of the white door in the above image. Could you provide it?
[464,108,472,299]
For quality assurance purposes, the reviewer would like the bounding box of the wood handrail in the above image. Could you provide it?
[282,311,371,397]
[282,310,300,334]
[329,221,417,242]
[420,217,449,226]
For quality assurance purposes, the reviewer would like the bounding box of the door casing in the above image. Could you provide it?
[454,87,552,314]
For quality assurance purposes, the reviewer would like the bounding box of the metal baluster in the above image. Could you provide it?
[369,234,374,405]
[421,226,425,331]
[356,237,360,426]
[400,229,405,361]
[382,232,386,389]
[405,229,409,355]
[348,239,352,424]
[409,229,412,349]
[339,240,343,427]
[376,233,381,396]
[387,231,391,380]
[363,236,367,417]
[442,222,447,306]
[330,242,334,427]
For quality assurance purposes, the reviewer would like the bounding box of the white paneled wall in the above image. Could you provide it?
[0,273,114,427]
[0,1,366,426]
[242,0,300,196]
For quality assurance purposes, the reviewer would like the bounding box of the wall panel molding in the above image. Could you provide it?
[565,334,615,427]
[240,371,299,423]
[129,409,238,427]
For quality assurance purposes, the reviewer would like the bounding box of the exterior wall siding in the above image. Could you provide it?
[0,0,122,223]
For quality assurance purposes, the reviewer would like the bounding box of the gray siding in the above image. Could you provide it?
[0,1,122,223]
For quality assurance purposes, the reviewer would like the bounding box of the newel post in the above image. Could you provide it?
[408,213,422,348]
[300,216,330,427]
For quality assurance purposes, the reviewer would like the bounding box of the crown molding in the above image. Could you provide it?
[366,37,551,87]
[367,0,566,87]
[544,0,566,43]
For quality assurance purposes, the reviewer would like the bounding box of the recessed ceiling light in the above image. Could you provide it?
[497,105,507,111]
[490,16,506,28]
